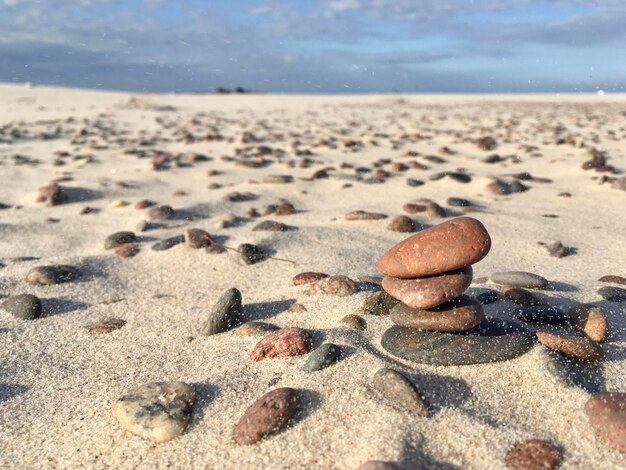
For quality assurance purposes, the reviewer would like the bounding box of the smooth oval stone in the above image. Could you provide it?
[377,217,491,278]
[387,215,415,232]
[112,243,140,258]
[234,387,300,445]
[2,294,42,319]
[345,210,387,221]
[381,318,534,366]
[25,265,78,285]
[146,204,174,221]
[359,291,399,316]
[201,288,244,336]
[309,275,358,296]
[372,368,429,417]
[491,271,548,289]
[447,172,471,183]
[406,178,424,187]
[567,304,608,342]
[390,295,483,332]
[302,343,341,372]
[536,331,603,361]
[597,286,626,302]
[112,381,195,443]
[599,275,626,285]
[236,321,279,336]
[238,243,266,265]
[340,314,366,330]
[475,290,500,305]
[382,266,473,309]
[516,306,567,325]
[504,439,563,470]
[249,327,312,361]
[252,220,290,232]
[501,286,545,306]
[447,197,472,207]
[104,231,136,249]
[585,392,626,453]
[184,228,213,248]
[152,235,184,251]
[292,272,329,285]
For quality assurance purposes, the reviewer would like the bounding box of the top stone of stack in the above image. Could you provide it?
[377,217,491,278]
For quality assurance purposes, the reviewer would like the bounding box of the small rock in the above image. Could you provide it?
[402,203,427,214]
[536,331,603,361]
[598,286,626,302]
[275,202,296,216]
[372,368,429,417]
[390,295,484,332]
[340,314,366,330]
[252,220,290,232]
[238,243,266,265]
[345,211,387,221]
[406,178,424,187]
[111,199,130,208]
[201,288,244,336]
[504,439,563,470]
[36,183,67,206]
[234,388,300,445]
[359,291,399,316]
[308,275,358,296]
[302,343,341,372]
[263,175,293,184]
[112,243,140,258]
[184,228,214,248]
[288,303,307,313]
[476,136,497,151]
[491,271,548,289]
[501,286,545,306]
[447,172,471,183]
[1,294,42,319]
[585,392,626,453]
[236,321,279,336]
[387,215,415,232]
[567,304,608,342]
[249,327,312,361]
[516,306,567,325]
[447,197,472,207]
[112,381,195,443]
[599,275,626,285]
[426,202,446,218]
[135,199,156,209]
[87,318,126,334]
[545,241,573,258]
[104,231,136,249]
[146,205,174,221]
[152,235,184,251]
[26,265,78,285]
[292,272,329,285]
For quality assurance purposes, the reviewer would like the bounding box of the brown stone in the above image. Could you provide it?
[249,327,312,361]
[359,291,399,316]
[536,331,603,361]
[135,199,156,209]
[599,275,626,286]
[382,266,473,309]
[234,388,300,445]
[184,228,213,248]
[501,286,545,306]
[504,439,563,470]
[104,231,136,249]
[275,202,296,216]
[307,275,358,296]
[287,303,307,313]
[146,205,174,221]
[387,215,415,232]
[87,318,126,334]
[36,183,67,206]
[377,217,491,278]
[26,265,78,286]
[585,392,626,453]
[345,210,387,221]
[112,243,140,258]
[390,294,483,332]
[292,271,329,286]
[567,304,608,342]
[426,202,446,218]
[402,203,427,214]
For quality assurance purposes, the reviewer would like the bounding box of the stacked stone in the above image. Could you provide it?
[377,217,534,365]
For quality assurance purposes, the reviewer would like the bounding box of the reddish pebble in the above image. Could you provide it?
[402,203,427,214]
[112,243,140,258]
[585,392,626,453]
[135,200,156,209]
[599,275,626,286]
[292,272,329,286]
[504,439,563,470]
[249,327,312,361]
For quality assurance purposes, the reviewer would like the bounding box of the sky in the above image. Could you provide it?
[0,0,625,93]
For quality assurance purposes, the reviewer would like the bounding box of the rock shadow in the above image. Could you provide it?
[0,383,29,402]
[545,281,578,292]
[291,388,323,428]
[398,439,461,470]
[244,299,297,321]
[401,371,472,413]
[41,297,90,317]
[63,187,101,203]
[188,382,219,431]
[543,349,604,394]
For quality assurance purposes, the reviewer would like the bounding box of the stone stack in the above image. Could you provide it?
[377,217,534,366]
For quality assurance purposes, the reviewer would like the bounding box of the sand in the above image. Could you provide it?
[0,84,625,469]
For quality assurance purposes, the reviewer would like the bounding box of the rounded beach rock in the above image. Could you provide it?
[104,231,136,249]
[201,288,244,336]
[585,392,626,453]
[504,439,563,470]
[250,327,312,361]
[112,381,195,443]
[302,343,341,372]
[567,304,608,342]
[184,228,213,248]
[372,368,429,417]
[382,266,473,309]
[1,294,42,320]
[390,294,484,332]
[377,217,491,278]
[491,271,548,289]
[25,265,78,285]
[536,331,603,361]
[234,387,300,445]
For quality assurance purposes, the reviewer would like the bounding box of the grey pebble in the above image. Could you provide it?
[598,286,626,302]
[201,288,244,336]
[2,294,42,319]
[302,343,341,372]
[491,271,548,289]
[151,235,184,251]
[372,368,429,417]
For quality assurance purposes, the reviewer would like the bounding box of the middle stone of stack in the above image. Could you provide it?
[377,217,491,332]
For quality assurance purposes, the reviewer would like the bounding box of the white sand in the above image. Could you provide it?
[0,84,624,469]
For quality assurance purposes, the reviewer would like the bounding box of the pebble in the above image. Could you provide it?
[146,204,174,221]
[536,331,603,361]
[447,197,472,207]
[87,318,126,334]
[340,314,366,330]
[308,275,358,296]
[599,275,626,285]
[104,231,136,249]
[249,327,312,361]
[184,228,213,248]
[501,286,545,306]
[36,183,67,206]
[475,289,500,304]
[390,295,484,332]
[585,392,626,453]
[597,286,626,302]
[234,388,300,445]
[201,288,244,336]
[372,368,429,417]
[378,217,491,278]
[402,203,427,214]
[381,318,534,365]
[275,202,296,216]
[238,243,267,265]
[288,303,307,313]
[263,175,293,184]
[491,271,548,289]
[359,291,399,316]
[252,220,290,232]
[302,343,341,372]
[504,439,563,470]
[516,306,567,325]
[1,294,42,319]
[567,304,608,342]
[406,178,424,187]
[387,215,415,232]
[112,381,195,443]
[447,172,472,183]
[345,210,387,221]
[152,235,184,251]
[236,321,279,336]
[546,241,574,258]
[26,265,78,285]
[111,199,130,208]
[426,202,446,218]
[135,199,156,209]
[113,243,141,258]
[382,266,473,309]
[292,272,329,285]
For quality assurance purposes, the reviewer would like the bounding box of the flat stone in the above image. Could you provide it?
[516,306,567,325]
[406,178,424,187]
[201,288,244,335]
[504,439,562,470]
[236,321,279,336]
[2,294,42,319]
[340,314,366,330]
[249,327,312,361]
[390,295,484,332]
[302,343,341,372]
[238,243,266,265]
[475,290,500,304]
[599,275,626,286]
[234,388,300,445]
[402,203,427,214]
[345,210,387,221]
[87,318,126,334]
[184,228,213,248]
[447,197,472,207]
[112,381,195,443]
[491,271,548,289]
[382,266,473,309]
[501,286,545,306]
[104,231,136,249]
[372,368,429,417]
[598,286,626,302]
[252,220,290,232]
[146,205,174,221]
[585,392,626,453]
[536,331,603,361]
[25,265,78,285]
[387,215,416,232]
[308,275,358,296]
[381,318,534,366]
[567,304,608,342]
[152,235,184,251]
[112,243,140,258]
[292,272,329,285]
[263,175,293,184]
[377,217,491,278]
[359,291,399,316]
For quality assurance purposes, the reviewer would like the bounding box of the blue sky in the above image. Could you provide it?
[0,0,624,93]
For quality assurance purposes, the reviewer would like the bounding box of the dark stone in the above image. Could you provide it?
[104,231,136,250]
[406,178,424,187]
[238,243,266,265]
[252,220,290,232]
[201,288,244,335]
[302,343,341,372]
[25,265,78,285]
[151,235,184,251]
[2,294,42,319]
[447,197,472,207]
[372,368,429,417]
[597,286,626,302]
